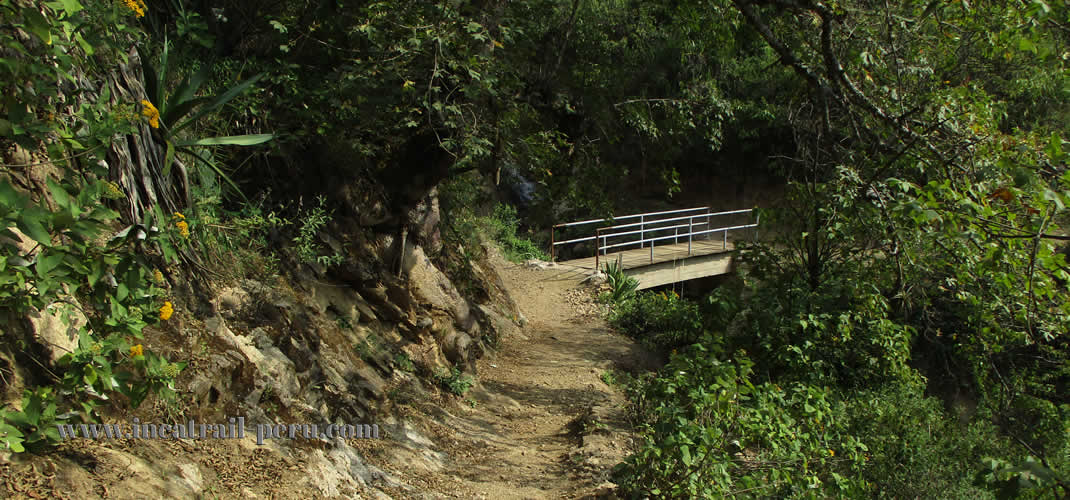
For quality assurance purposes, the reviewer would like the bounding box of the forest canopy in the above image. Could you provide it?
[1,0,1068,497]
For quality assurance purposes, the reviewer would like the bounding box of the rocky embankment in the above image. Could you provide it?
[2,200,657,499]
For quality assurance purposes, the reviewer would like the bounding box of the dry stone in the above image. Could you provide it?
[441,327,474,369]
[215,286,251,315]
[476,304,525,341]
[402,244,475,331]
[26,302,85,364]
[206,315,300,408]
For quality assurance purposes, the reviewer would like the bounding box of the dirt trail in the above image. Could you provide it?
[378,255,659,499]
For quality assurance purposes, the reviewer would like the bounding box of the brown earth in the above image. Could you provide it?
[366,251,662,499]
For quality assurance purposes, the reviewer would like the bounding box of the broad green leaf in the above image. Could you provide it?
[64,0,85,13]
[178,147,246,200]
[178,134,274,147]
[83,365,97,385]
[172,73,265,134]
[164,65,213,124]
[74,32,94,55]
[1045,132,1063,161]
[0,181,24,209]
[22,8,52,45]
[16,207,52,245]
[45,178,72,212]
[49,0,83,14]
[137,46,162,108]
[35,250,63,276]
[1042,189,1065,210]
[163,140,176,178]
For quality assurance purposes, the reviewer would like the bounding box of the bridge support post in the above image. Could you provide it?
[723,230,727,249]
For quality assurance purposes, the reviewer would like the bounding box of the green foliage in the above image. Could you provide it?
[614,348,870,498]
[438,175,542,301]
[188,162,286,281]
[483,204,548,263]
[292,196,343,269]
[139,41,272,198]
[599,370,617,387]
[846,386,1010,499]
[435,172,489,297]
[601,261,638,303]
[0,0,143,152]
[393,353,415,373]
[0,177,187,452]
[609,290,705,351]
[354,336,376,362]
[977,456,1070,499]
[435,367,474,396]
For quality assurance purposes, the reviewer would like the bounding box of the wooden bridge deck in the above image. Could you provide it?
[558,239,736,271]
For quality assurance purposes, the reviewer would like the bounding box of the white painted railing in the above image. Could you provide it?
[551,206,759,269]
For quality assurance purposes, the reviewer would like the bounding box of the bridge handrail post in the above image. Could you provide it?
[595,227,601,270]
[640,215,645,249]
[707,207,712,241]
[753,210,760,242]
[550,226,555,261]
[724,229,728,249]
[688,216,693,255]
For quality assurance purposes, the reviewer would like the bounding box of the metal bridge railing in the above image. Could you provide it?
[550,206,711,260]
[551,207,759,269]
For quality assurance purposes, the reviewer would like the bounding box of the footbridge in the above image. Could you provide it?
[550,207,758,290]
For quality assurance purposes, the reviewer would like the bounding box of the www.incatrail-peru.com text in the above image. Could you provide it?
[56,417,380,445]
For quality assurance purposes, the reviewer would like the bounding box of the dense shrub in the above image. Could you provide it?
[482,203,548,262]
[845,386,1009,499]
[609,290,705,351]
[614,347,870,498]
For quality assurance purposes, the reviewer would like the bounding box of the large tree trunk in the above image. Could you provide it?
[100,49,190,223]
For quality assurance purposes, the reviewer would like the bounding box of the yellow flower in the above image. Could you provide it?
[130,344,144,357]
[173,212,185,220]
[121,0,146,18]
[140,99,159,128]
[159,301,174,320]
[828,449,835,457]
[152,269,164,284]
[175,220,190,238]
